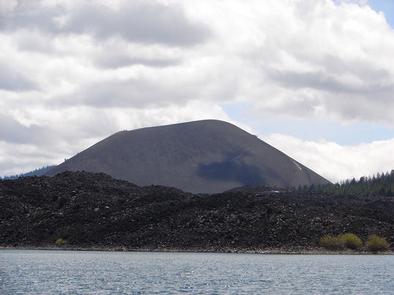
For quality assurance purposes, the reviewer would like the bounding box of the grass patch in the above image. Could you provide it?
[320,233,363,251]
[319,235,345,250]
[55,238,66,247]
[367,235,390,252]
[338,233,363,250]
[320,233,390,252]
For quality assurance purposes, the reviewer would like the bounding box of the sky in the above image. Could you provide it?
[369,0,394,26]
[0,0,394,182]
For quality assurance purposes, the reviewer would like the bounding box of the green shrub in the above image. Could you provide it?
[55,238,66,246]
[319,235,345,250]
[338,233,363,250]
[367,235,390,252]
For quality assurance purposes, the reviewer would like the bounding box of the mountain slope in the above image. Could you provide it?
[46,120,329,193]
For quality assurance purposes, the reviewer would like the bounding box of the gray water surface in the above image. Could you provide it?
[0,250,393,294]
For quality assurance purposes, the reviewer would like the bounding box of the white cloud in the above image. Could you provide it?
[0,62,37,91]
[1,0,394,178]
[264,133,394,182]
[1,0,211,46]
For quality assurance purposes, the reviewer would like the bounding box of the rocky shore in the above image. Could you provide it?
[1,172,393,251]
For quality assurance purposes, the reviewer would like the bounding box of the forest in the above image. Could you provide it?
[297,170,394,197]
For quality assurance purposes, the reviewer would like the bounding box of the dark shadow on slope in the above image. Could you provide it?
[197,153,264,186]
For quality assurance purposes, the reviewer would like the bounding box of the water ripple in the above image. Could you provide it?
[1,251,394,294]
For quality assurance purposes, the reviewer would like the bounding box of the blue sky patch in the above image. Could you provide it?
[369,0,394,27]
[224,102,394,145]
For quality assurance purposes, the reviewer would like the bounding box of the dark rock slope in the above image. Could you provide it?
[46,120,329,193]
[0,172,393,250]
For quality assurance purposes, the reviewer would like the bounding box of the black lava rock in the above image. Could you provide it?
[0,172,393,250]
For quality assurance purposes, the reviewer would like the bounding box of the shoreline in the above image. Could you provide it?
[1,246,393,255]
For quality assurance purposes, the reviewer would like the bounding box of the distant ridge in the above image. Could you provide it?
[2,165,55,180]
[46,120,330,193]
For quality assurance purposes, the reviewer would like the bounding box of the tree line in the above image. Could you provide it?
[296,170,394,197]
[0,166,54,180]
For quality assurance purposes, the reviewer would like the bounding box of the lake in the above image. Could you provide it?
[0,250,393,294]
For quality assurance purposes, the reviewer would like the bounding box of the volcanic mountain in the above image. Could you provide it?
[46,120,329,193]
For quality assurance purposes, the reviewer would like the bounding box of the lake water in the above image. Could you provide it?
[1,250,393,294]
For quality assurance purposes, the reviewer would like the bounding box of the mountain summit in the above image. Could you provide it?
[46,120,329,193]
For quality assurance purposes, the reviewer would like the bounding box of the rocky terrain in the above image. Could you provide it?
[0,172,393,251]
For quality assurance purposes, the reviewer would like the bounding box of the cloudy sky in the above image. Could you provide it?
[1,0,394,182]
